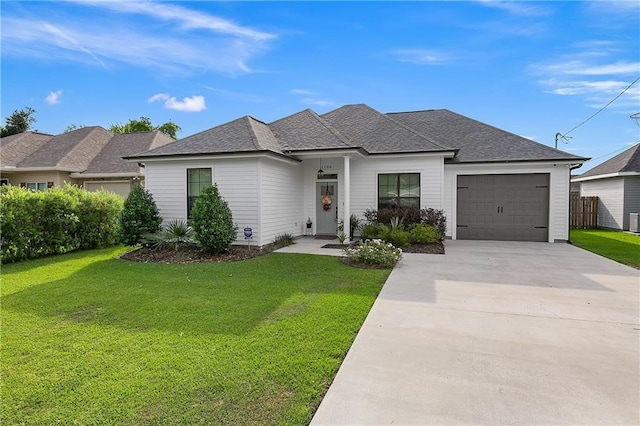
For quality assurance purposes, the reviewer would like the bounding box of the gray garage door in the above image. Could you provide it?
[457,174,549,242]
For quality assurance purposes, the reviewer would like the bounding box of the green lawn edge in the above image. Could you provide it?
[570,229,640,269]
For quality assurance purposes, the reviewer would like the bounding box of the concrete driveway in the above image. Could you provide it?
[312,240,639,425]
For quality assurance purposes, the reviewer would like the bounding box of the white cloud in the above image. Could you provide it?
[148,93,207,112]
[389,49,449,65]
[475,0,551,17]
[291,89,314,95]
[45,90,63,105]
[2,2,276,75]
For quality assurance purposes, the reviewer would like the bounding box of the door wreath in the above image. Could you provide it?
[322,192,332,211]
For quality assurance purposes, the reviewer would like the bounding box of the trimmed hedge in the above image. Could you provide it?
[119,184,162,246]
[191,184,237,254]
[0,184,123,263]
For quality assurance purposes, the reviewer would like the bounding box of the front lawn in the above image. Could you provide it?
[1,247,391,425]
[570,229,640,268]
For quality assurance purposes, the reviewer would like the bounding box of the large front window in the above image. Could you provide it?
[187,168,212,217]
[378,173,420,209]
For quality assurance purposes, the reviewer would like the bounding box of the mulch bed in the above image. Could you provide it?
[120,245,274,264]
[121,241,445,264]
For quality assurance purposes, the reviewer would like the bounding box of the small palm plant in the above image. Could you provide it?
[142,219,195,252]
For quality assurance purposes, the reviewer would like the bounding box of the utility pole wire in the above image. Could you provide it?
[560,75,640,138]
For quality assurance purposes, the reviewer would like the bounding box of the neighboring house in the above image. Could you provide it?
[572,143,640,230]
[0,127,173,197]
[127,104,587,246]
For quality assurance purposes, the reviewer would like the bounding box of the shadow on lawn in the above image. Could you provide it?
[2,253,387,336]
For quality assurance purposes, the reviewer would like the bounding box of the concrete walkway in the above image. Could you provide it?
[311,240,640,425]
[275,236,344,256]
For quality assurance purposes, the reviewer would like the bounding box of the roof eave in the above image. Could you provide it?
[125,150,300,164]
[572,171,640,182]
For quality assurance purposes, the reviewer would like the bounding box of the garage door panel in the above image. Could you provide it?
[457,174,549,242]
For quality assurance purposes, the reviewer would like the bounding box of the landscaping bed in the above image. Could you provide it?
[121,245,273,263]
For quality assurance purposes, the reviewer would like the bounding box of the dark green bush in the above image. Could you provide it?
[383,227,410,248]
[377,206,421,227]
[361,223,386,240]
[119,184,162,246]
[409,224,441,244]
[420,208,446,239]
[273,233,294,248]
[0,184,123,263]
[191,184,237,253]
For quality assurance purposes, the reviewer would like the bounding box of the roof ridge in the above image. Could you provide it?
[58,127,111,170]
[305,109,354,148]
[383,111,453,151]
[622,143,640,171]
[241,116,261,151]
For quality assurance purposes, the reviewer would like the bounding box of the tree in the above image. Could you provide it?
[119,184,162,246]
[1,107,37,137]
[64,124,85,133]
[191,184,237,253]
[109,116,181,140]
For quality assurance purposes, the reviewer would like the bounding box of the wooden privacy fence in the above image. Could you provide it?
[570,194,598,229]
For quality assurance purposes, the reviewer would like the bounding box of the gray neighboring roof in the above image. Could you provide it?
[0,132,53,167]
[17,126,113,171]
[577,143,640,179]
[321,104,452,154]
[133,116,287,158]
[83,131,173,174]
[269,109,353,151]
[389,109,587,163]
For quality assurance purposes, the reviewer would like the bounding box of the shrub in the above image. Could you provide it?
[0,184,123,263]
[343,239,402,268]
[420,208,446,240]
[191,184,237,253]
[119,184,162,246]
[273,233,294,248]
[349,214,361,239]
[142,219,194,252]
[409,224,441,244]
[383,227,410,248]
[361,223,386,240]
[363,208,377,223]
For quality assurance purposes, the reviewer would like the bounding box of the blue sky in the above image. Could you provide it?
[2,1,639,171]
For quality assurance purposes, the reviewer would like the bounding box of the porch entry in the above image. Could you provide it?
[316,182,338,235]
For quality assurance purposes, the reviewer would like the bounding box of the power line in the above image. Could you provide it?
[557,75,640,141]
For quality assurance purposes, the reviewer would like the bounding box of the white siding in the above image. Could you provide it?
[349,155,444,219]
[259,158,304,244]
[444,163,573,242]
[145,158,260,245]
[581,178,625,230]
[624,176,640,230]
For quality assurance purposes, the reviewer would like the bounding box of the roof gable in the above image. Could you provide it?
[578,143,640,179]
[389,109,586,163]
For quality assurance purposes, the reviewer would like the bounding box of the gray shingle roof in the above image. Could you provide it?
[128,104,586,163]
[17,126,113,171]
[577,143,640,178]
[269,109,353,151]
[321,104,451,154]
[134,116,286,158]
[389,109,586,163]
[0,132,53,167]
[83,131,173,174]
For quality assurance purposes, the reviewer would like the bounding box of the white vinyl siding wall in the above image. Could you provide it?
[259,159,303,243]
[145,159,260,245]
[444,163,573,242]
[349,155,444,220]
[580,178,625,230]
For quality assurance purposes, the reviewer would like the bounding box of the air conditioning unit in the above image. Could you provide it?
[630,213,639,233]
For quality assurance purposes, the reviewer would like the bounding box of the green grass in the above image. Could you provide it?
[1,247,391,425]
[570,229,640,268]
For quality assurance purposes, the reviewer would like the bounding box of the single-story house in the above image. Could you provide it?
[127,104,587,246]
[0,126,173,197]
[572,143,640,230]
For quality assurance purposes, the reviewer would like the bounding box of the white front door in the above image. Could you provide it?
[316,182,338,235]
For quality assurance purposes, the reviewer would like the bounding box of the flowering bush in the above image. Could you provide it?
[342,239,402,268]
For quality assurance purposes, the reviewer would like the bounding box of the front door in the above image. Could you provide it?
[316,182,338,235]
